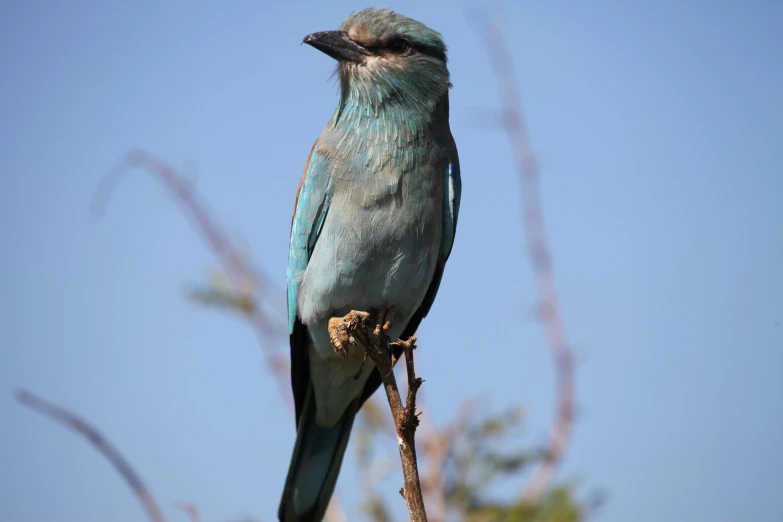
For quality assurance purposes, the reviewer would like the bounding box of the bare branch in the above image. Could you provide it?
[16,389,167,522]
[89,148,292,406]
[334,310,429,521]
[382,336,428,522]
[478,13,576,503]
[89,149,350,521]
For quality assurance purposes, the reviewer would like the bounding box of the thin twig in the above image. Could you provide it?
[16,389,167,522]
[89,149,292,404]
[89,149,349,522]
[479,13,576,503]
[384,337,427,522]
[340,310,429,521]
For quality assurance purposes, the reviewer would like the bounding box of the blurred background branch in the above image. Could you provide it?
[478,11,576,505]
[89,149,291,404]
[87,148,350,522]
[15,390,167,522]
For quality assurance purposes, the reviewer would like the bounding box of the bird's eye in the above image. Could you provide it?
[387,37,412,55]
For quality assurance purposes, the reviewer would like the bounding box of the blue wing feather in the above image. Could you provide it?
[414,156,461,317]
[287,142,332,334]
[441,160,461,260]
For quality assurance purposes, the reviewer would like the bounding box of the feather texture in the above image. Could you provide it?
[280,8,461,521]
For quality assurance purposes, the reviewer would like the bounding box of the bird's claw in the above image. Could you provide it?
[327,308,395,359]
[328,317,352,357]
[328,311,371,357]
[372,306,396,346]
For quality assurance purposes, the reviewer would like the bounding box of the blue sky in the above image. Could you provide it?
[1,1,781,521]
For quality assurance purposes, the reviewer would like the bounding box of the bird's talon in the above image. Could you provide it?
[371,306,396,346]
[328,316,352,357]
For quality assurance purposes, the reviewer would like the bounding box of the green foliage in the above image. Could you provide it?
[462,484,583,522]
[441,407,588,522]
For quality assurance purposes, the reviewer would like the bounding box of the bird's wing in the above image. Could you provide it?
[287,141,332,423]
[359,150,462,405]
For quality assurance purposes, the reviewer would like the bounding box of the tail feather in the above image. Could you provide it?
[278,387,360,522]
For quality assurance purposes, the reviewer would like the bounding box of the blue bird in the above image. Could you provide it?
[279,8,461,521]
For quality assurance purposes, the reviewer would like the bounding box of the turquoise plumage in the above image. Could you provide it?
[279,8,461,521]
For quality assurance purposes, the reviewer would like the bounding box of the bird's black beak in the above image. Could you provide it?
[302,30,371,64]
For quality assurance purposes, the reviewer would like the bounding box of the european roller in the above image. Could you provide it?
[279,8,461,521]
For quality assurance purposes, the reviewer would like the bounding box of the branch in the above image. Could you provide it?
[90,149,349,522]
[89,149,292,405]
[478,13,576,503]
[337,310,428,521]
[15,389,167,522]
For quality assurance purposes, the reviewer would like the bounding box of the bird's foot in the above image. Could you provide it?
[328,310,371,358]
[328,307,394,361]
[371,306,396,346]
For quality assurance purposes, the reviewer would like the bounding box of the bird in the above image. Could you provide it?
[279,8,461,522]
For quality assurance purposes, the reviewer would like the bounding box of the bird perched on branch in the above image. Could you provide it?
[279,8,461,521]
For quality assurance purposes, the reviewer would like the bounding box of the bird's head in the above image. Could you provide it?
[303,8,450,110]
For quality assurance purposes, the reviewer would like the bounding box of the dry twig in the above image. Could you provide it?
[16,389,167,522]
[336,310,429,522]
[89,148,349,522]
[478,14,576,503]
[89,149,291,400]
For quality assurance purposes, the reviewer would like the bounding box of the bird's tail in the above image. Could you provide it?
[278,387,359,522]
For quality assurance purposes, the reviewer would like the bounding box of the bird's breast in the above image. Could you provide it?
[297,158,443,330]
[297,108,452,426]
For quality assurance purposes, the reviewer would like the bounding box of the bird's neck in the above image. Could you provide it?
[328,87,450,139]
